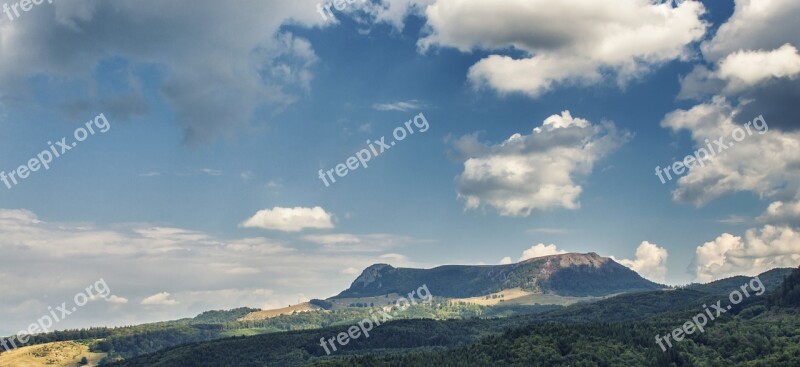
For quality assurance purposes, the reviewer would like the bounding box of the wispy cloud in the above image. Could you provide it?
[527,227,571,235]
[0,208,424,334]
[372,100,424,111]
[265,180,283,189]
[147,169,224,177]
[198,168,222,176]
[240,171,255,181]
[716,215,750,225]
[302,233,417,253]
[141,292,179,306]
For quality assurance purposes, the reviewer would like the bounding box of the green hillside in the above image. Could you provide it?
[106,268,797,367]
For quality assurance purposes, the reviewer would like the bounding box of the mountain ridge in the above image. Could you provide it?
[333,252,663,299]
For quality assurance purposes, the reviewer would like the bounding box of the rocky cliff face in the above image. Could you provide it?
[350,264,393,288]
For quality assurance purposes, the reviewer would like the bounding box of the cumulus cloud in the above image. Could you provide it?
[418,0,706,97]
[615,241,669,282]
[453,111,629,216]
[758,200,800,226]
[700,0,800,62]
[680,44,800,98]
[519,243,567,261]
[717,44,800,91]
[318,0,433,30]
[240,206,335,232]
[362,0,435,29]
[141,292,179,306]
[691,225,800,282]
[678,0,800,131]
[499,256,513,265]
[663,0,800,279]
[660,97,800,206]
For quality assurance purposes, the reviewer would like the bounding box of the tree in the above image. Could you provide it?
[78,356,89,366]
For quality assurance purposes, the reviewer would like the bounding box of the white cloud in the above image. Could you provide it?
[716,215,750,225]
[454,111,629,216]
[519,243,567,261]
[681,44,800,98]
[0,211,222,257]
[676,0,800,132]
[372,100,423,111]
[0,0,325,144]
[700,0,800,62]
[377,253,414,266]
[362,0,435,29]
[106,295,129,304]
[717,44,800,91]
[0,208,423,335]
[174,288,291,311]
[660,97,800,205]
[341,267,362,275]
[758,200,800,226]
[141,292,178,306]
[302,233,416,252]
[240,206,334,232]
[615,241,669,282]
[691,225,800,282]
[209,263,262,275]
[0,0,433,145]
[499,256,513,265]
[418,0,706,97]
[316,0,427,29]
[224,237,293,255]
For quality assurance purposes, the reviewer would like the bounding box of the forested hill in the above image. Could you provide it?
[109,267,797,367]
[335,252,663,299]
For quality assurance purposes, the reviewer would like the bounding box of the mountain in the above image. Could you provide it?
[5,254,793,367]
[334,252,663,299]
[106,267,798,367]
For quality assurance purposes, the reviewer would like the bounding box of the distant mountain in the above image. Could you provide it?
[107,267,800,367]
[333,252,663,299]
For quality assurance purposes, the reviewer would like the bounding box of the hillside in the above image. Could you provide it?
[335,252,663,299]
[107,268,797,367]
[3,264,793,367]
[0,341,106,367]
[238,303,322,321]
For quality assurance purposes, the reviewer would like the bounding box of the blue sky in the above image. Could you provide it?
[1,0,799,335]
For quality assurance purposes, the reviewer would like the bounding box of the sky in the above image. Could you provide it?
[1,0,799,335]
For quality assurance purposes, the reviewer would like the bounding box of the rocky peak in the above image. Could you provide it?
[352,264,394,288]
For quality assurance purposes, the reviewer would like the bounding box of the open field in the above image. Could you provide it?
[451,288,599,306]
[0,340,106,367]
[451,288,531,306]
[327,294,410,310]
[239,302,323,321]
